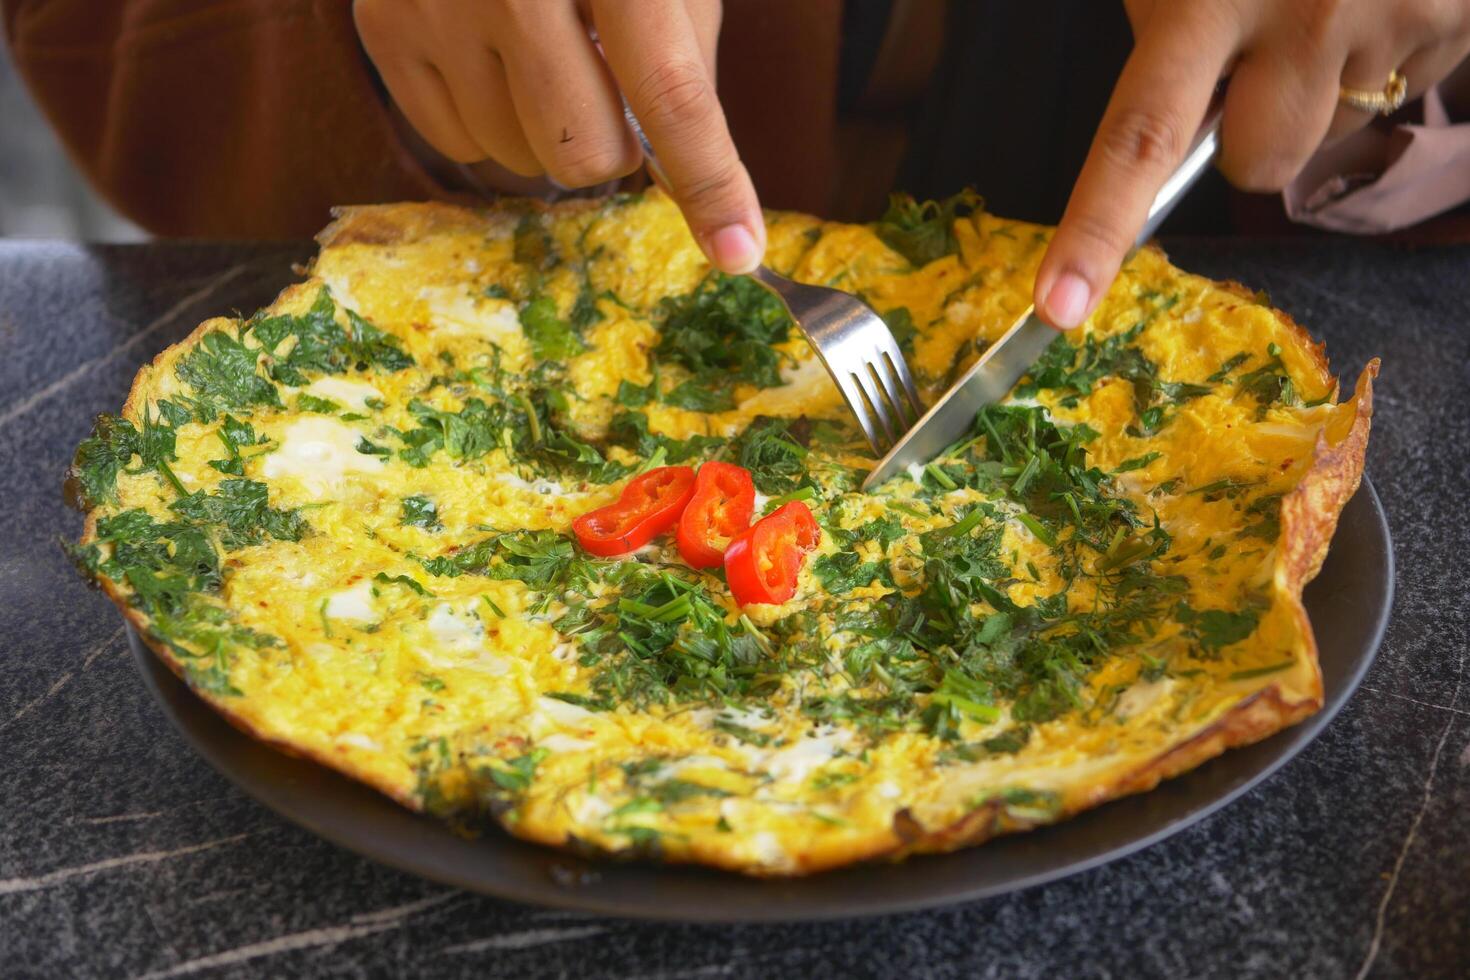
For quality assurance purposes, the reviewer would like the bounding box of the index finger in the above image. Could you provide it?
[1035,6,1240,328]
[592,0,765,274]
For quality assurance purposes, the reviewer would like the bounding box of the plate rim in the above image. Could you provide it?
[128,479,1393,923]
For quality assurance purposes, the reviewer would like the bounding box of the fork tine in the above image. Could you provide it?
[851,365,897,446]
[835,372,886,454]
[868,355,915,432]
[874,336,924,419]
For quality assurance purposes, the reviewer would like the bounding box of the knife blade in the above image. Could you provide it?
[861,100,1224,491]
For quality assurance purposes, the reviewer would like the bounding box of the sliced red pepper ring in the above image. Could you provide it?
[723,501,821,606]
[677,461,756,569]
[571,465,696,557]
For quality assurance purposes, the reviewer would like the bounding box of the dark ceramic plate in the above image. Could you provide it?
[129,479,1392,922]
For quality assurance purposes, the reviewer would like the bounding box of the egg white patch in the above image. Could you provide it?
[421,286,522,339]
[747,831,792,870]
[537,695,594,726]
[571,794,612,825]
[317,274,363,317]
[427,603,485,651]
[261,416,384,498]
[335,732,382,752]
[716,704,776,731]
[539,733,594,753]
[497,471,575,496]
[764,730,852,784]
[419,604,512,674]
[1115,676,1174,720]
[302,377,382,411]
[324,580,376,621]
[665,754,730,776]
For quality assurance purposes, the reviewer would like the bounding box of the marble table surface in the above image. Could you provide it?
[0,238,1465,979]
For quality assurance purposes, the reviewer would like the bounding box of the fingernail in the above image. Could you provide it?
[1044,272,1091,329]
[705,224,761,274]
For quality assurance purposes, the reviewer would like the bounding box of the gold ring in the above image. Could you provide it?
[1339,69,1408,116]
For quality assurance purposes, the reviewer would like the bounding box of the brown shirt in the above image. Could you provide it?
[6,0,1468,240]
[4,0,446,237]
[3,0,872,238]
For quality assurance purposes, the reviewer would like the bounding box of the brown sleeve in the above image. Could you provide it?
[3,0,447,238]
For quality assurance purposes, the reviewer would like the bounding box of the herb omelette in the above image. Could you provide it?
[67,190,1377,875]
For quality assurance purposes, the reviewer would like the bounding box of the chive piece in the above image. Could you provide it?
[924,463,958,491]
[1010,454,1041,495]
[762,485,816,513]
[634,445,669,476]
[1015,512,1056,547]
[1228,659,1295,681]
[940,507,986,538]
[980,410,1011,464]
[518,393,542,445]
[1063,492,1084,526]
[481,595,507,619]
[739,614,774,656]
[809,810,850,827]
[156,459,189,497]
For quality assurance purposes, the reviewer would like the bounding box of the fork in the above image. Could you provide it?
[619,99,924,455]
[745,267,924,452]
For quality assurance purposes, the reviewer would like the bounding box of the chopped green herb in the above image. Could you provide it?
[1115,452,1162,473]
[712,718,772,747]
[653,274,792,400]
[70,410,177,507]
[1228,659,1295,681]
[519,296,587,361]
[400,494,443,531]
[731,416,809,495]
[488,747,548,793]
[812,552,890,594]
[1174,603,1262,652]
[874,189,981,267]
[169,479,308,550]
[607,410,724,464]
[1207,352,1252,383]
[373,572,432,597]
[173,328,282,422]
[298,396,338,416]
[248,287,413,385]
[881,306,918,351]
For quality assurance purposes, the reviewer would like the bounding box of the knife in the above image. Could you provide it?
[860,101,1225,491]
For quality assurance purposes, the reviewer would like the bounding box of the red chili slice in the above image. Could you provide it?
[723,501,821,606]
[571,465,696,557]
[676,462,757,569]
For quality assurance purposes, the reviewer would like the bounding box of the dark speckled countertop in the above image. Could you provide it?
[0,239,1466,979]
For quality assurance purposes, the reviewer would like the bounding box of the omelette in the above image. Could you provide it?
[67,190,1376,876]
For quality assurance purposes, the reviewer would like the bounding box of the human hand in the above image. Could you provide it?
[353,0,764,273]
[1035,0,1470,329]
